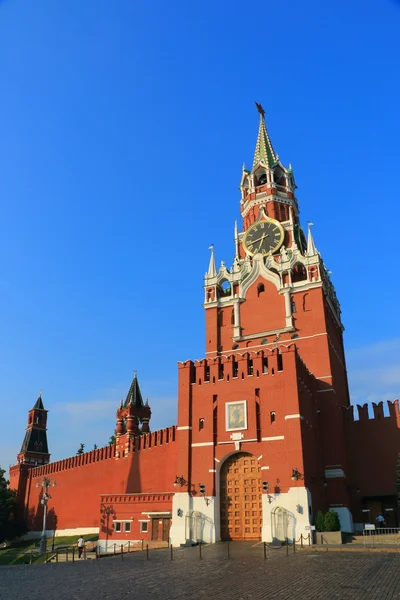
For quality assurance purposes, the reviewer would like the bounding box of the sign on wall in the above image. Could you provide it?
[225,401,247,432]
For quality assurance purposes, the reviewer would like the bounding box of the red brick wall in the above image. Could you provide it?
[18,428,178,532]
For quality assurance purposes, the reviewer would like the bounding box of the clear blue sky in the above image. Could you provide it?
[1,0,399,470]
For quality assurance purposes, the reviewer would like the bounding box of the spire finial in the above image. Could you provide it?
[255,101,265,119]
[206,244,217,279]
[252,103,277,169]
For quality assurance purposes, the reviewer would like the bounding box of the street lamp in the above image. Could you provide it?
[173,475,188,487]
[36,477,56,554]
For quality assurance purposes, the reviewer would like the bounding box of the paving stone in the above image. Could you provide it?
[1,542,400,600]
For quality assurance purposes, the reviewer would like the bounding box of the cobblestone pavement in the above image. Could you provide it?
[1,542,400,600]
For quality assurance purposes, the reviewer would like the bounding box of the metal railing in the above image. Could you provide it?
[1,535,312,566]
[363,527,400,547]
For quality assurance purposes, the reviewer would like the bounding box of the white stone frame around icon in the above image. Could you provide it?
[225,400,248,432]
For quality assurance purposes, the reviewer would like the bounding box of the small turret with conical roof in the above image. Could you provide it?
[115,372,152,447]
[17,394,50,466]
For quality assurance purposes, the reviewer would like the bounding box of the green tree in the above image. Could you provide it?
[324,510,341,532]
[0,467,27,544]
[109,430,116,445]
[314,510,325,532]
[76,443,85,455]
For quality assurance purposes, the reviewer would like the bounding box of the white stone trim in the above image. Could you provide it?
[214,457,220,463]
[262,436,285,441]
[205,332,327,354]
[209,469,216,473]
[177,426,192,430]
[261,466,270,470]
[112,519,133,523]
[284,414,303,420]
[141,511,172,516]
[218,438,258,445]
[324,468,345,479]
[138,519,150,522]
[191,442,214,447]
[257,454,263,460]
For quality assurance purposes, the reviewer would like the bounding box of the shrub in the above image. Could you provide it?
[324,510,341,532]
[314,510,325,532]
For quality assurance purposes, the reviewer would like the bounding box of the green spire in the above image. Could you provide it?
[253,103,277,169]
[124,371,144,409]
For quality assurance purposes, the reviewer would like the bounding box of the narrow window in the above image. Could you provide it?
[255,388,260,398]
[231,309,235,325]
[303,293,309,311]
[114,522,121,533]
[199,418,204,430]
[257,283,265,297]
[248,359,254,375]
[218,310,224,327]
[205,366,210,382]
[291,299,296,313]
[233,361,239,378]
[262,357,268,374]
[277,351,283,372]
[270,411,276,424]
[219,363,224,379]
[140,522,148,533]
[124,522,131,533]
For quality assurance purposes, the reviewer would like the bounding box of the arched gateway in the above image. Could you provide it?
[220,452,262,540]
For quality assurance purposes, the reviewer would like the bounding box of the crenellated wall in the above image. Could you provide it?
[14,426,178,534]
[345,400,400,499]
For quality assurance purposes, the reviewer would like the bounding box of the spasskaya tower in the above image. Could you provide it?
[171,103,353,545]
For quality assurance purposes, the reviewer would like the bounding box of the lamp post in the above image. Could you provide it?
[36,477,56,554]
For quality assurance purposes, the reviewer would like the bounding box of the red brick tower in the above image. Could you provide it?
[170,105,352,545]
[9,395,50,503]
[115,372,152,460]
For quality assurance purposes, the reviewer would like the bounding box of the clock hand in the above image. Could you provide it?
[250,234,267,245]
[256,233,267,252]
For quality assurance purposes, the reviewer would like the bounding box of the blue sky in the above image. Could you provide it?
[1,0,399,470]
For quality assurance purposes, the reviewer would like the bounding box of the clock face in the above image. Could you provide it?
[243,219,284,256]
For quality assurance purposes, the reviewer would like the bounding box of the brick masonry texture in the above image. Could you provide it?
[1,544,400,600]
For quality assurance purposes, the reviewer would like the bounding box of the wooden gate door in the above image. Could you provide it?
[162,518,170,542]
[220,453,262,541]
[151,518,159,540]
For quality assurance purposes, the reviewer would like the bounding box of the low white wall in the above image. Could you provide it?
[22,527,99,540]
[170,492,217,546]
[262,487,312,543]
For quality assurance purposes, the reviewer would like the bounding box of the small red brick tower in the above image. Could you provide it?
[170,104,353,546]
[115,372,152,459]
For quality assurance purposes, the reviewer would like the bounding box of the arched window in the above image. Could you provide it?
[199,418,204,431]
[231,309,235,325]
[303,293,310,311]
[291,298,296,313]
[292,264,307,283]
[257,283,265,297]
[270,411,276,424]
